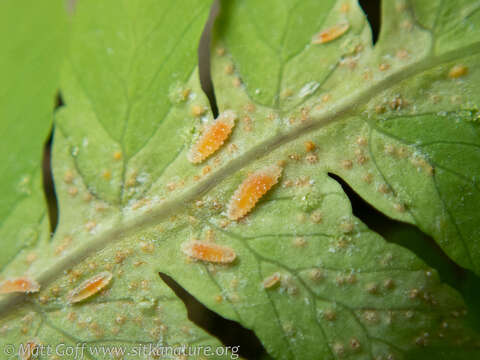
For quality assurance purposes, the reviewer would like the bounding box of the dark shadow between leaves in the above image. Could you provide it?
[41,92,64,235]
[358,0,381,44]
[159,272,266,359]
[328,172,480,331]
[198,0,220,118]
[42,128,57,235]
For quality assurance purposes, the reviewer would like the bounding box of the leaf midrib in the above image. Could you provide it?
[1,41,479,318]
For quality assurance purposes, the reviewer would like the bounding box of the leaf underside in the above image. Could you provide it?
[1,1,480,360]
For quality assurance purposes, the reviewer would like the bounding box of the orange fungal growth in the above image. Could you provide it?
[0,277,40,294]
[227,165,283,220]
[20,341,39,360]
[448,64,468,79]
[67,271,112,304]
[304,141,316,152]
[312,23,349,44]
[188,110,236,164]
[181,240,236,264]
[263,272,281,289]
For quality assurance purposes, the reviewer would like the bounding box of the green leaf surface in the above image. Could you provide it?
[0,0,67,271]
[1,0,480,359]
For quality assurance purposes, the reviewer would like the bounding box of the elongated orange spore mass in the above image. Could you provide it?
[67,271,112,304]
[263,272,281,289]
[188,110,236,164]
[181,240,236,264]
[20,341,38,360]
[227,165,282,220]
[312,23,349,44]
[0,277,40,294]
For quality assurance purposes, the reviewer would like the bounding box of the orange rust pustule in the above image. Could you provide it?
[182,240,236,264]
[312,23,349,44]
[67,271,112,304]
[0,277,40,294]
[20,341,39,360]
[263,272,281,289]
[188,110,236,164]
[448,64,468,79]
[227,165,283,220]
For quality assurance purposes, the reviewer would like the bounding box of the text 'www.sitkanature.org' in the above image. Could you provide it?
[3,342,241,359]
